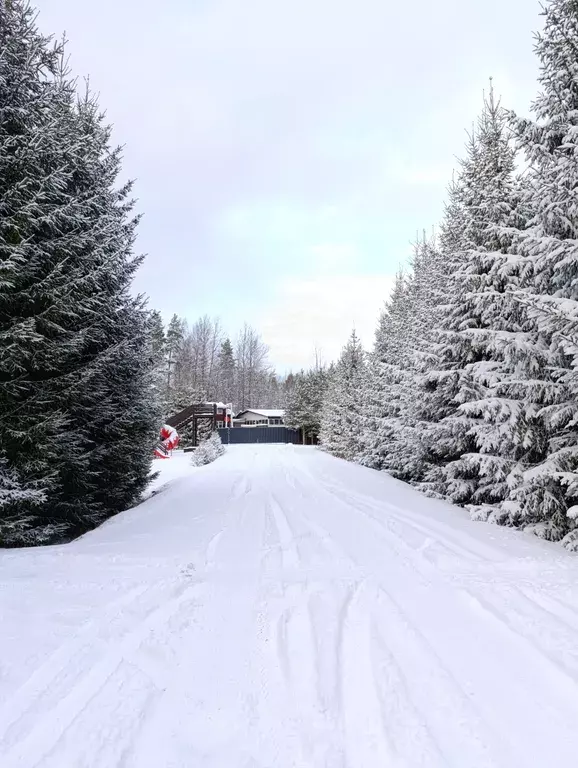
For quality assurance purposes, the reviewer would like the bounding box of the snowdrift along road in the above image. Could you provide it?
[2,446,578,767]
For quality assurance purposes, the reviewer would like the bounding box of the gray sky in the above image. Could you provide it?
[40,0,543,371]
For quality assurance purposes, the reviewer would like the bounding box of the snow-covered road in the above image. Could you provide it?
[2,446,578,767]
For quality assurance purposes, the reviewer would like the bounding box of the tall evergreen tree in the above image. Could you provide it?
[319,330,365,460]
[423,88,527,509]
[358,271,413,472]
[148,309,167,413]
[164,313,185,412]
[0,1,75,543]
[149,310,166,357]
[285,366,330,444]
[387,89,526,514]
[390,234,448,485]
[280,372,297,408]
[216,338,236,406]
[499,0,578,545]
[0,2,158,544]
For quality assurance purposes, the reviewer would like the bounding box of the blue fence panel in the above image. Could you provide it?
[217,426,301,445]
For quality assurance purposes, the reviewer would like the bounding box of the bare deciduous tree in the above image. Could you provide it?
[235,324,270,410]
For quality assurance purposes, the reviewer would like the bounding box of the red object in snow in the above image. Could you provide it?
[154,424,180,458]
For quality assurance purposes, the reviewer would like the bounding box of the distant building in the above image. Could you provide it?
[212,403,234,429]
[233,409,285,427]
[166,402,233,445]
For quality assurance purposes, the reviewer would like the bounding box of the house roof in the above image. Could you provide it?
[235,409,285,419]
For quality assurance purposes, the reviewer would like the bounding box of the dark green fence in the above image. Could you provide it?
[218,427,301,445]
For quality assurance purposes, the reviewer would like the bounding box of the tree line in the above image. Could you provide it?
[289,0,578,551]
[150,313,296,418]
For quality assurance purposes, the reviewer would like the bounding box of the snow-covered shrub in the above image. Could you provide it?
[191,432,225,467]
[561,530,578,553]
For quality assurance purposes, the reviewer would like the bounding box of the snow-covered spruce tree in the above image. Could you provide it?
[285,366,330,444]
[148,309,168,413]
[280,372,298,409]
[319,330,365,460]
[216,338,236,407]
[357,271,414,471]
[498,0,578,546]
[417,180,479,503]
[171,326,205,415]
[72,94,160,527]
[0,3,158,544]
[389,234,449,486]
[149,310,166,357]
[284,371,306,435]
[164,313,186,412]
[0,3,75,543]
[420,88,529,511]
[263,372,281,409]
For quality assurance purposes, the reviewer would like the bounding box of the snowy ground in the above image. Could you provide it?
[2,446,578,767]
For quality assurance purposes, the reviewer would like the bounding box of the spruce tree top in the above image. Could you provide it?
[516,0,578,239]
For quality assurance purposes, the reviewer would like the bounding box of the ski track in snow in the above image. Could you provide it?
[2,446,578,767]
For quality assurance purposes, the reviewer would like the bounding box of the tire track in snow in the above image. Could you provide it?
[275,461,344,573]
[247,470,364,767]
[0,583,149,742]
[368,616,447,768]
[0,579,204,768]
[194,472,253,572]
[338,486,578,694]
[262,478,384,760]
[518,585,578,634]
[261,472,521,768]
[336,581,401,768]
[307,461,506,565]
[275,583,323,715]
[268,493,301,571]
[230,473,252,500]
[37,662,161,768]
[289,474,359,562]
[269,579,360,766]
[203,529,226,570]
[312,477,578,765]
[459,586,578,695]
[366,582,504,768]
[117,490,269,768]
[318,476,497,564]
[286,468,525,765]
[290,467,484,574]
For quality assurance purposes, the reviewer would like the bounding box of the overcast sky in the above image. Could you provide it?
[39,0,543,371]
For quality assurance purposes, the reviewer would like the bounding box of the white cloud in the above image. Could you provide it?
[258,272,395,371]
